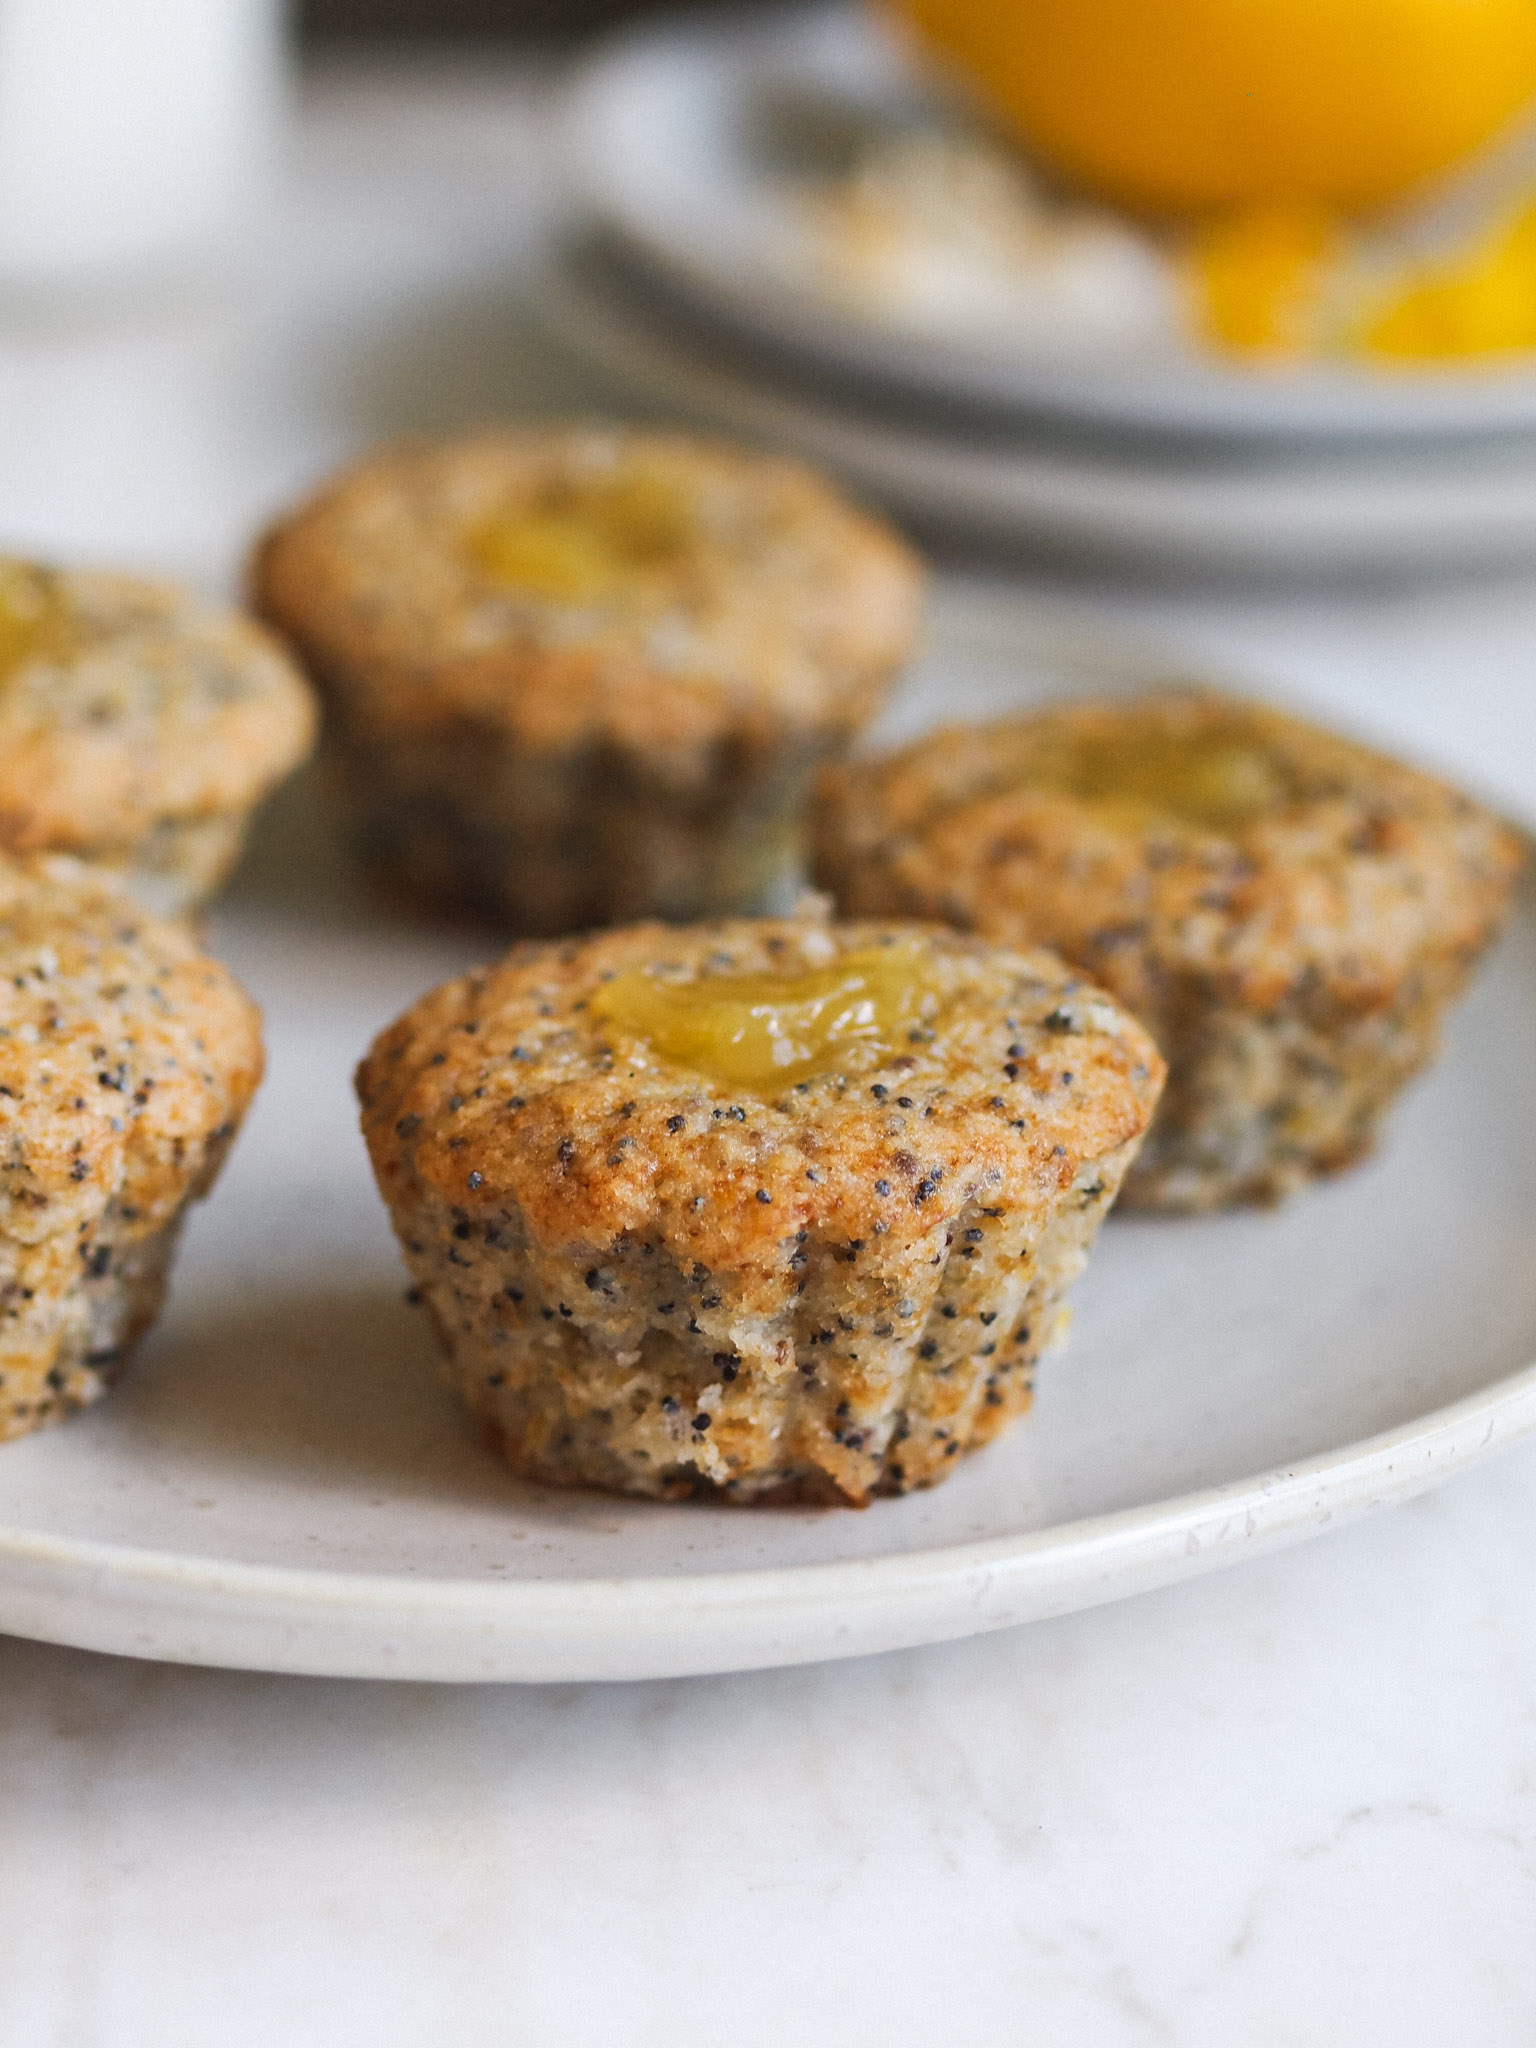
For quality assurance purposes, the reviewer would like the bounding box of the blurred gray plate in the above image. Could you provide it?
[541,241,1536,576]
[564,4,1536,445]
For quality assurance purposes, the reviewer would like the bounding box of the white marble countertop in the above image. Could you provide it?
[3,55,1536,2048]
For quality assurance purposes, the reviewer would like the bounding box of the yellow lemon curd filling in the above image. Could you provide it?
[591,940,936,1090]
[1018,719,1291,834]
[468,466,699,605]
[0,561,77,677]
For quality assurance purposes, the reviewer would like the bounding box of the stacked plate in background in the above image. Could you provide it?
[546,3,1536,575]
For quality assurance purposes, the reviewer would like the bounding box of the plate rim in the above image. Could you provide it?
[562,2,1536,445]
[540,241,1536,572]
[3,1354,1535,1682]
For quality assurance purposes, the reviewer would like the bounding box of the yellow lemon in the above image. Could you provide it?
[888,0,1536,214]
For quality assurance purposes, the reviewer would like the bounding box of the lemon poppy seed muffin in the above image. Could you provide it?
[0,857,263,1442]
[0,559,317,917]
[253,426,924,935]
[814,690,1526,1212]
[357,912,1163,1505]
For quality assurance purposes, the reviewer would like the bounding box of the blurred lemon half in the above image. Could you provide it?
[888,0,1536,214]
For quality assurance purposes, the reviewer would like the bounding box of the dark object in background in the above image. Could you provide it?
[299,0,714,40]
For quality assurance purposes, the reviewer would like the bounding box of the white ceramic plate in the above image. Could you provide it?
[564,4,1536,444]
[1,597,1533,1684]
[541,244,1536,576]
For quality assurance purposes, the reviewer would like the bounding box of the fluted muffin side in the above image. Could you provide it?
[255,427,924,933]
[0,858,263,1441]
[814,691,1526,1210]
[357,916,1163,1504]
[0,559,316,916]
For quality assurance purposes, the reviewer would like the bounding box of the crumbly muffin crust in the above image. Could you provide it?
[0,858,263,1442]
[813,689,1526,1209]
[254,426,924,932]
[0,560,317,915]
[357,915,1163,1504]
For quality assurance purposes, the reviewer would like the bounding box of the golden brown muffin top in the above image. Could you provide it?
[0,856,263,1245]
[253,427,925,754]
[814,690,1528,1018]
[357,915,1163,1286]
[0,561,316,858]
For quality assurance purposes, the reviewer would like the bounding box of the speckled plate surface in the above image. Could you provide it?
[0,598,1532,1683]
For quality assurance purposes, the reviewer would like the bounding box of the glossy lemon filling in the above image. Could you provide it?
[592,941,934,1090]
[1022,720,1289,833]
[469,467,697,604]
[0,561,75,677]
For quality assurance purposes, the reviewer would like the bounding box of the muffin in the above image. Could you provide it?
[252,426,923,935]
[0,857,263,1442]
[356,912,1163,1505]
[814,689,1526,1211]
[0,557,316,917]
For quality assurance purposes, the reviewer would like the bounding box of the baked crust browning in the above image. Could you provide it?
[0,561,316,914]
[813,690,1526,1209]
[254,426,924,932]
[357,916,1163,1504]
[0,859,264,1442]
